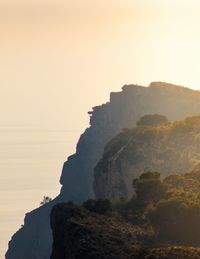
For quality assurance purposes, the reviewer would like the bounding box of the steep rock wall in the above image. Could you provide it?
[94,117,200,201]
[6,82,200,259]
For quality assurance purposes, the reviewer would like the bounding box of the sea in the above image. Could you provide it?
[0,125,79,258]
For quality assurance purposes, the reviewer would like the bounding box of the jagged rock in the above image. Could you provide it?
[6,82,200,259]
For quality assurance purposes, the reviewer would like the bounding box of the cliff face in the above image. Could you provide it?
[94,116,200,201]
[6,82,200,259]
[59,82,200,201]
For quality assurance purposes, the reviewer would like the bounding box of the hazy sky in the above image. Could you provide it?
[2,0,200,257]
[1,0,200,130]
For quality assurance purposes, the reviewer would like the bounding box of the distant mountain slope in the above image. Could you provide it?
[6,82,200,259]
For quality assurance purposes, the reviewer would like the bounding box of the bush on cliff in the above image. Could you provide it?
[133,171,168,206]
[131,170,200,245]
[149,195,200,245]
[136,114,168,126]
[40,196,52,206]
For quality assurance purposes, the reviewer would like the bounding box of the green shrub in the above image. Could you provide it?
[149,196,200,245]
[133,171,168,205]
[40,196,52,206]
[136,114,168,126]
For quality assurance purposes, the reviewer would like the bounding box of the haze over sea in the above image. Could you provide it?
[0,124,80,258]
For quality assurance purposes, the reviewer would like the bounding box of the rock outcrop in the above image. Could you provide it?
[6,82,200,259]
[60,82,200,202]
[94,116,200,201]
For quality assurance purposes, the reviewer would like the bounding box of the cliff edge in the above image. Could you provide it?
[6,82,200,259]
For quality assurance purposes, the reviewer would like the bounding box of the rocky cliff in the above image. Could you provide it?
[6,82,200,259]
[94,116,200,201]
[59,82,200,201]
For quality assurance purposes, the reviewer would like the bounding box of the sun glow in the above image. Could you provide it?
[1,1,200,258]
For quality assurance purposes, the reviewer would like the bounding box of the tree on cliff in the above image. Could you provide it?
[133,171,168,205]
[149,195,200,244]
[40,196,52,206]
[136,114,168,126]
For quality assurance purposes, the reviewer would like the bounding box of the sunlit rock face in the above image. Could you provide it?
[59,82,200,202]
[6,82,200,259]
[94,116,200,202]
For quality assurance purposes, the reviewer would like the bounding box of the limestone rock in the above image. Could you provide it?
[6,82,200,259]
[94,116,200,201]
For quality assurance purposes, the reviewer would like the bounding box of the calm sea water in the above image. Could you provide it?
[0,125,79,258]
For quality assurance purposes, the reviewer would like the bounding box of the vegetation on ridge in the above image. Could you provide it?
[50,115,200,258]
[94,114,200,201]
[51,168,200,258]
